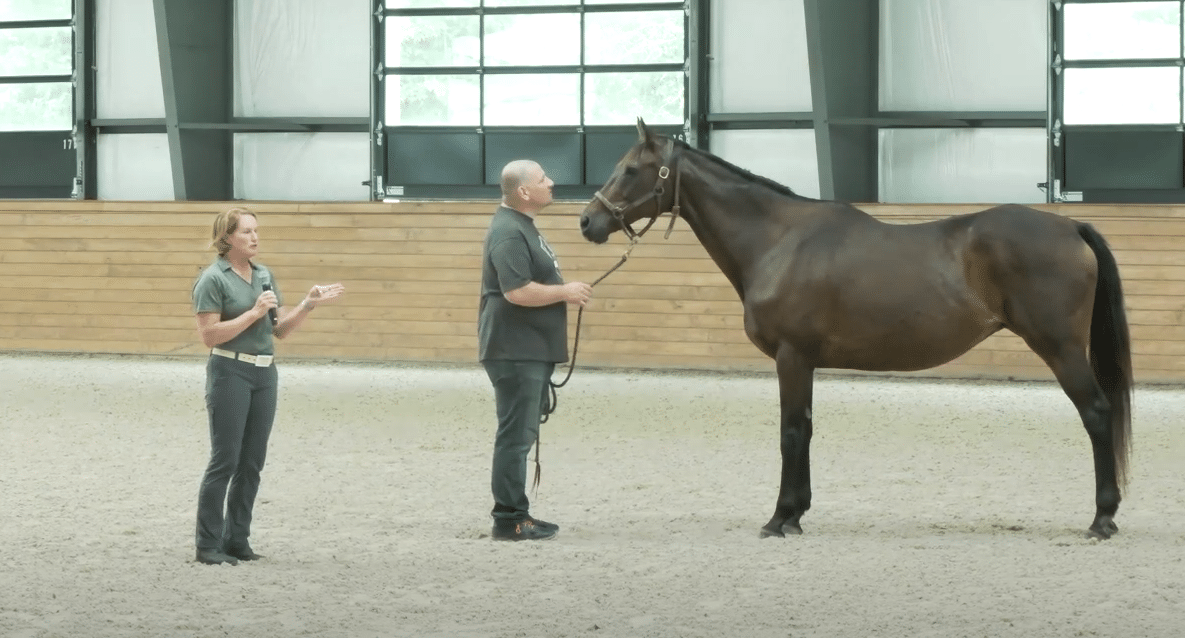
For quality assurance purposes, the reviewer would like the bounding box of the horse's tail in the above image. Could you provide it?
[1077,222,1133,488]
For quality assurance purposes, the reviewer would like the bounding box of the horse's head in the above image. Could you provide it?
[580,118,678,244]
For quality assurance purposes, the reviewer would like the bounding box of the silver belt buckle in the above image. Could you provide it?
[254,354,273,367]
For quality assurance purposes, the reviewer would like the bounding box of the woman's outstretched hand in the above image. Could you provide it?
[305,283,345,308]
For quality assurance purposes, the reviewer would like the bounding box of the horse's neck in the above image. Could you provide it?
[676,158,788,297]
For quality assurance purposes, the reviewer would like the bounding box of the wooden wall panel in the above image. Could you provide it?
[1,200,1183,383]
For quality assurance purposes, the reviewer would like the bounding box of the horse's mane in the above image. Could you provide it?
[671,138,819,202]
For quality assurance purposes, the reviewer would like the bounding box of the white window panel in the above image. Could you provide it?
[1064,67,1181,125]
[0,82,72,131]
[385,16,479,67]
[483,74,579,126]
[96,0,165,119]
[0,0,71,20]
[584,11,684,65]
[97,134,175,200]
[1063,1,1180,60]
[585,72,684,125]
[235,0,369,117]
[710,129,820,200]
[710,0,812,113]
[234,133,370,201]
[386,0,476,7]
[879,128,1046,204]
[484,0,558,6]
[0,28,71,76]
[880,0,1046,111]
[385,75,480,126]
[483,13,580,66]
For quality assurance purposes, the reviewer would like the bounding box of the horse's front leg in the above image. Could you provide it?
[761,344,815,538]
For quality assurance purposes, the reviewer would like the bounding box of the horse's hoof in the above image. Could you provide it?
[1086,525,1114,540]
[1088,516,1118,540]
[759,526,785,539]
[782,522,804,536]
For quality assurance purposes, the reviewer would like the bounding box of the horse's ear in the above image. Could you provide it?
[636,117,652,146]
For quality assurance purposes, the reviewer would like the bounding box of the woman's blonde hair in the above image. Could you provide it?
[210,207,257,256]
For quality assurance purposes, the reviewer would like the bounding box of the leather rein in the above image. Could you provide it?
[555,159,683,388]
[531,159,682,491]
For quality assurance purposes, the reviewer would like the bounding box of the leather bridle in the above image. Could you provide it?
[591,159,683,245]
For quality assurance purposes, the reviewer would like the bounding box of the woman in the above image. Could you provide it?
[191,207,344,565]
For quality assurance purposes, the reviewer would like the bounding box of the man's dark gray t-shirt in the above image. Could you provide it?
[478,206,568,363]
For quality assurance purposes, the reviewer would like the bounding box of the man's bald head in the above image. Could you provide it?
[500,160,540,200]
[499,159,553,215]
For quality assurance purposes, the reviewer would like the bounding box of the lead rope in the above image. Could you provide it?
[530,168,683,493]
[529,236,641,493]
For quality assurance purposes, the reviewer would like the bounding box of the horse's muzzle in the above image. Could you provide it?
[579,205,611,244]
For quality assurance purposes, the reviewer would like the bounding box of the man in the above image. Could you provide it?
[478,160,593,541]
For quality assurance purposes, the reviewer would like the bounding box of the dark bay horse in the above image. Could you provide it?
[579,119,1133,540]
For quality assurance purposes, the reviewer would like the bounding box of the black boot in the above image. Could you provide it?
[224,544,263,561]
[492,518,557,541]
[195,549,239,565]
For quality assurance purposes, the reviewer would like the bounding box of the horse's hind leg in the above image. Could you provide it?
[1000,234,1121,538]
[761,345,814,538]
[1033,343,1121,539]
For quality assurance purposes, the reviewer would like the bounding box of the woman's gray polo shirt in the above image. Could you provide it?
[478,206,568,363]
[192,257,283,355]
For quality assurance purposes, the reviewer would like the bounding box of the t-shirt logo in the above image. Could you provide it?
[539,236,561,274]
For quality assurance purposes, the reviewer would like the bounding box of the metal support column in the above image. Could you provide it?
[686,0,710,148]
[153,0,233,200]
[370,0,384,200]
[803,0,879,203]
[74,0,97,199]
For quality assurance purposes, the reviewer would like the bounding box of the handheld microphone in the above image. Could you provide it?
[261,282,278,325]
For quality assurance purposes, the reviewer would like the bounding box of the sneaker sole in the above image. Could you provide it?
[491,532,558,541]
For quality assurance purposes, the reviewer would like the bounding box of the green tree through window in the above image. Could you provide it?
[384,5,685,126]
[379,1,686,196]
[0,7,72,131]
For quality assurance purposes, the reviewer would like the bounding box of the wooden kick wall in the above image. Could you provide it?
[1,200,1183,382]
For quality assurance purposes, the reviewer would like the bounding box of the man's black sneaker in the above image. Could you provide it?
[195,549,239,565]
[527,516,559,532]
[492,518,557,541]
[224,545,264,561]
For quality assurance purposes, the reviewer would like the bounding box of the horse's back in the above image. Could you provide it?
[774,202,1093,291]
[743,202,1098,371]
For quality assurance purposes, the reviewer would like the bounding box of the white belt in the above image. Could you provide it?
[211,347,274,367]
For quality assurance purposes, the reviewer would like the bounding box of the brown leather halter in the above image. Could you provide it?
[592,162,683,246]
